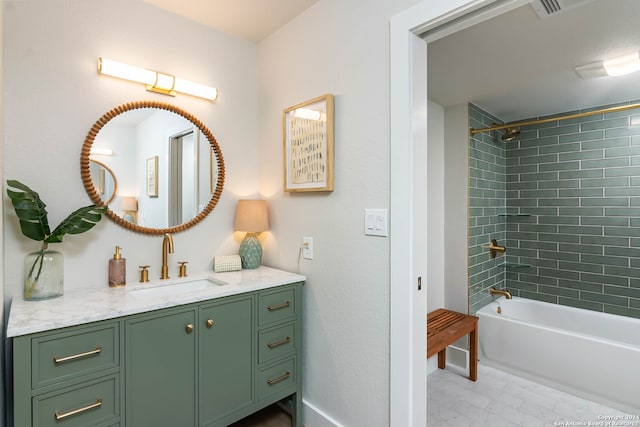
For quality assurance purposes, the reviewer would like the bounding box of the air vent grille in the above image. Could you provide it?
[531,0,596,19]
[539,0,561,14]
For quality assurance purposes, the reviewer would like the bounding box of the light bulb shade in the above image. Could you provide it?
[120,197,138,212]
[603,52,640,77]
[98,57,218,101]
[234,200,269,232]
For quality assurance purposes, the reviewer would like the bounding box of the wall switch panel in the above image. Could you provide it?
[364,209,388,237]
[303,236,314,259]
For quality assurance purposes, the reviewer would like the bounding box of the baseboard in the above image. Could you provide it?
[302,399,344,427]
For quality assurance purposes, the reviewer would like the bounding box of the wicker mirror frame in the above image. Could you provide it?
[81,100,225,235]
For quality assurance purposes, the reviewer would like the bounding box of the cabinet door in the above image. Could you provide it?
[199,295,254,425]
[126,308,196,427]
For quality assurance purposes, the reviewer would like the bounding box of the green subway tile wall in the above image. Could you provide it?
[469,101,640,319]
[468,103,507,313]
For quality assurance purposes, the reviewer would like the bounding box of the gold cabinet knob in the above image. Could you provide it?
[185,324,194,334]
[206,319,214,328]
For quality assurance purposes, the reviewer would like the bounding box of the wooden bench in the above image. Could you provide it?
[427,308,478,381]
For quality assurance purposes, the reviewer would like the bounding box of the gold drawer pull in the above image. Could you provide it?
[53,347,102,364]
[266,371,291,385]
[54,398,102,421]
[267,337,291,349]
[267,301,291,311]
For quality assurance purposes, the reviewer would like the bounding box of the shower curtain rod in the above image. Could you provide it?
[469,102,640,136]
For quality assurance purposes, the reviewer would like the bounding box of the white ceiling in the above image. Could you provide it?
[427,0,640,123]
[141,0,319,43]
[141,0,640,124]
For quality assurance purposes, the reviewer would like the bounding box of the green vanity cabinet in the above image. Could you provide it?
[12,320,122,427]
[12,279,303,427]
[125,306,197,427]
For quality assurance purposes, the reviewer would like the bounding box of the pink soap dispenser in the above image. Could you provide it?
[109,246,126,287]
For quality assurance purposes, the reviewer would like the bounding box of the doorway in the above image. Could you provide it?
[389,1,527,425]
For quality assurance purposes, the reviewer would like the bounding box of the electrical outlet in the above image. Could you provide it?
[303,236,313,260]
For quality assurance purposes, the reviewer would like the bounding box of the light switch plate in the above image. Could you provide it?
[364,209,388,237]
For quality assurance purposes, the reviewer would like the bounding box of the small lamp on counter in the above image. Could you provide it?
[120,197,138,224]
[234,199,269,269]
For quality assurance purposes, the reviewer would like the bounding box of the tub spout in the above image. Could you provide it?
[490,287,512,300]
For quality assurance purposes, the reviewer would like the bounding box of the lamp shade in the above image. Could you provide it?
[234,200,269,233]
[120,197,138,212]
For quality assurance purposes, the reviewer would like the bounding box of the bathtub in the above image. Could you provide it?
[476,297,640,414]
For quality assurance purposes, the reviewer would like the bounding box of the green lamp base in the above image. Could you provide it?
[239,233,262,269]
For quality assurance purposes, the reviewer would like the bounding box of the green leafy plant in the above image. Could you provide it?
[6,179,106,296]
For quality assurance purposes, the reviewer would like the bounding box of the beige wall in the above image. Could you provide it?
[3,0,260,297]
[258,0,420,424]
[1,2,5,424]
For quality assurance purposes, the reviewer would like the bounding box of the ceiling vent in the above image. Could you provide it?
[530,0,596,19]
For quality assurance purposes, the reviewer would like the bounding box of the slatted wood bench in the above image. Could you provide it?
[427,308,478,381]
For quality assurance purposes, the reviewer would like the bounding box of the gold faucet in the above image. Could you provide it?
[490,287,512,300]
[161,233,174,279]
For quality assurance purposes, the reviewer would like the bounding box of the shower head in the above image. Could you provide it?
[501,127,520,142]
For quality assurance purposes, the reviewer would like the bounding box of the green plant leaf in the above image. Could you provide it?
[46,205,107,244]
[6,180,50,242]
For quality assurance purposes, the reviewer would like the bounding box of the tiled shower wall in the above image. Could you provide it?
[469,101,640,319]
[468,104,506,313]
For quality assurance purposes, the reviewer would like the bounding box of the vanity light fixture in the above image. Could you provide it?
[293,108,324,121]
[575,51,640,79]
[97,57,218,101]
[89,147,113,156]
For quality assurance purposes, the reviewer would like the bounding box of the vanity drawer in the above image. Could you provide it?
[32,322,119,389]
[258,286,297,327]
[32,374,119,427]
[258,358,296,400]
[258,322,296,364]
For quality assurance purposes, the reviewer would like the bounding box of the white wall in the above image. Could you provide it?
[258,0,420,425]
[444,104,469,313]
[427,101,445,375]
[427,101,445,311]
[3,0,259,295]
[0,2,5,425]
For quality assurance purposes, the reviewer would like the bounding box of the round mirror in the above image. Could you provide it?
[81,101,225,234]
[89,159,118,205]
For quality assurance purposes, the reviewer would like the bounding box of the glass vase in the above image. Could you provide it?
[24,245,63,300]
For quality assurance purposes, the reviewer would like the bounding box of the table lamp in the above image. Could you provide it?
[234,200,269,269]
[120,197,138,223]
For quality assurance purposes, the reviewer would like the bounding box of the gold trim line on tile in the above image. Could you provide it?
[470,102,640,136]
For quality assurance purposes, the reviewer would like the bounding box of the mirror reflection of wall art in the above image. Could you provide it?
[146,156,158,197]
[283,94,334,192]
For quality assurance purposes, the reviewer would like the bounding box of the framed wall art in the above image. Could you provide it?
[283,94,334,192]
[146,156,158,197]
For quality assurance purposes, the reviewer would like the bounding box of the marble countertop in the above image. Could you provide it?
[7,266,305,338]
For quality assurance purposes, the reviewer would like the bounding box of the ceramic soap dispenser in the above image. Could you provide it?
[109,246,126,287]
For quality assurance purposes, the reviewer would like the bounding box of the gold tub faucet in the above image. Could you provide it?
[490,287,512,300]
[161,233,174,279]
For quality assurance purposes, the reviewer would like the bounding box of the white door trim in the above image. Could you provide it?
[389,1,503,425]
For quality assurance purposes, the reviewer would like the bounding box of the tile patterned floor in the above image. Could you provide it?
[229,404,292,427]
[428,364,638,427]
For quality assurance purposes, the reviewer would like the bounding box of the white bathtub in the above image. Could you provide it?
[476,297,640,414]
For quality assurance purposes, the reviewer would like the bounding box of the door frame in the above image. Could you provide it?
[389,1,520,425]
